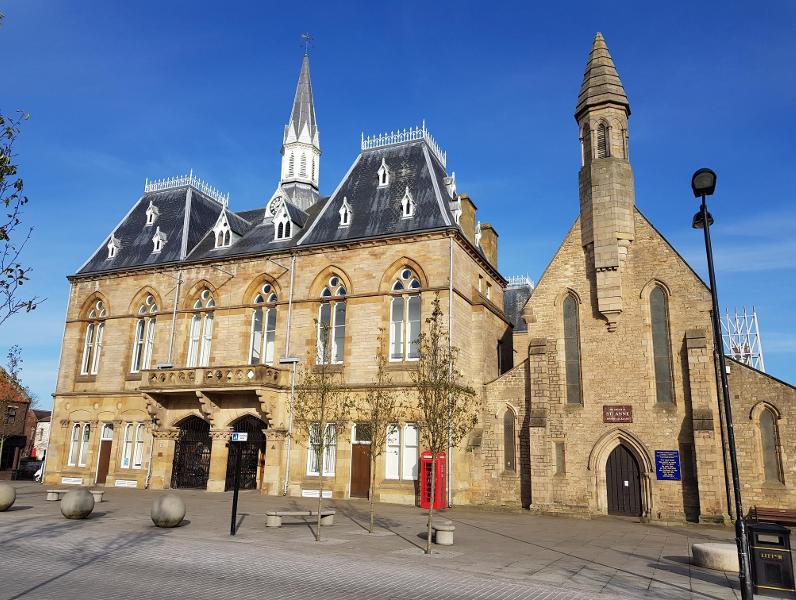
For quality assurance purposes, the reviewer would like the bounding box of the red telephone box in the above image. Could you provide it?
[419,451,447,509]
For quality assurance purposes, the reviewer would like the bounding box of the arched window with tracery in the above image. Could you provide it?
[389,268,421,361]
[563,294,582,404]
[760,408,784,484]
[81,299,107,375]
[249,283,278,365]
[131,294,158,373]
[317,275,346,364]
[650,286,674,404]
[503,408,516,472]
[187,288,215,367]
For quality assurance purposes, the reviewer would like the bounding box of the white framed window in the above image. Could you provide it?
[339,197,352,227]
[131,295,158,373]
[101,423,114,441]
[152,226,167,253]
[78,423,91,467]
[486,282,492,301]
[274,205,293,241]
[68,423,80,466]
[389,268,421,361]
[121,423,133,468]
[81,300,107,375]
[249,284,278,365]
[106,234,120,259]
[306,423,337,476]
[317,276,346,364]
[401,187,415,218]
[187,289,215,367]
[214,214,232,249]
[377,158,390,187]
[145,200,159,226]
[133,424,145,468]
[385,423,419,481]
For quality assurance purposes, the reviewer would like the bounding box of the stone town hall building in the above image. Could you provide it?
[48,34,796,523]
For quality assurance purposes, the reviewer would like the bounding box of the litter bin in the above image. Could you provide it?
[748,521,796,598]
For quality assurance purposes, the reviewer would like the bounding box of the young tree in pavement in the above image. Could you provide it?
[411,294,478,554]
[359,329,401,533]
[293,322,354,542]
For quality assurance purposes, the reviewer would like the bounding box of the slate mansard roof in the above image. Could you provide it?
[75,136,472,277]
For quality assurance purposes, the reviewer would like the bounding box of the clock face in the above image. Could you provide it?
[269,196,283,216]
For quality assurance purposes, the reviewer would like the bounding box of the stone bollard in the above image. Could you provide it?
[0,483,16,511]
[151,494,186,528]
[60,489,95,519]
[691,543,740,572]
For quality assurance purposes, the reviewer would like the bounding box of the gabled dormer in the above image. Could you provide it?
[272,198,293,241]
[474,221,482,248]
[106,234,121,259]
[152,226,167,253]
[377,158,390,188]
[145,200,159,226]
[401,187,415,219]
[339,197,352,228]
[212,211,233,249]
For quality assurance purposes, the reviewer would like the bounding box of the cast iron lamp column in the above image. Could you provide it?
[691,168,754,600]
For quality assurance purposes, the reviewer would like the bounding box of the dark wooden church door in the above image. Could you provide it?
[606,445,642,516]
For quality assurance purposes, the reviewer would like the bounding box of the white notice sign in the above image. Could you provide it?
[230,432,248,442]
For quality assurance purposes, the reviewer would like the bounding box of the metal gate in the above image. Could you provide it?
[171,416,212,489]
[225,416,266,491]
[606,444,642,516]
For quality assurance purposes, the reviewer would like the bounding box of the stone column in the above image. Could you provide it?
[207,430,230,492]
[149,431,176,490]
[528,337,551,510]
[685,329,730,523]
[261,428,286,496]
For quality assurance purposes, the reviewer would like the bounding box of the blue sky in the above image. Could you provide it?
[2,1,795,407]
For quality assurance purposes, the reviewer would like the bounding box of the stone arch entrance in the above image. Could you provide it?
[606,444,642,516]
[588,428,654,519]
[171,416,212,489]
[225,415,267,491]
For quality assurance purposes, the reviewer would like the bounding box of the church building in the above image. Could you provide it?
[47,34,796,524]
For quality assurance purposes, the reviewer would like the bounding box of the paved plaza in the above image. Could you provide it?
[0,482,758,599]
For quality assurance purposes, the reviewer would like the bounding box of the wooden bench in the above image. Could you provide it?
[46,489,104,503]
[432,520,456,545]
[265,510,335,528]
[749,506,796,526]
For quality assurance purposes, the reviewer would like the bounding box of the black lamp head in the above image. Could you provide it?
[692,210,714,229]
[691,168,717,198]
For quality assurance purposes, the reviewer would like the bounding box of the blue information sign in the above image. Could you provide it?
[655,450,681,481]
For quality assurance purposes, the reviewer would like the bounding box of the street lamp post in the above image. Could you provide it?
[691,168,754,600]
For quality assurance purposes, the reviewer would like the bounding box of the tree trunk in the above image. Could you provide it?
[369,452,376,533]
[316,469,324,542]
[425,454,436,554]
[0,436,5,470]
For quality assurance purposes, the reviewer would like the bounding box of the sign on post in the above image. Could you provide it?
[230,432,248,443]
[655,450,681,481]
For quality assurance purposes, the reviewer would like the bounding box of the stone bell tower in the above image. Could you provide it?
[576,32,635,331]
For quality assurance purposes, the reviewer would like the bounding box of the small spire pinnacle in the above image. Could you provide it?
[575,32,630,120]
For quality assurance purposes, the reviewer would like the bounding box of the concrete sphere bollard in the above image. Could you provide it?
[60,489,95,519]
[0,483,16,511]
[151,494,186,528]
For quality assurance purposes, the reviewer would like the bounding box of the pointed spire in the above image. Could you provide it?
[285,54,318,144]
[575,32,630,120]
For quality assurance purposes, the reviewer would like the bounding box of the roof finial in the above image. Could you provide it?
[301,32,312,56]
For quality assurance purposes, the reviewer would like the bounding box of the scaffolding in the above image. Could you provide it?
[722,306,765,372]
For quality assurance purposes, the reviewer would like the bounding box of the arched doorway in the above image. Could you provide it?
[225,416,266,491]
[606,444,642,516]
[171,416,212,489]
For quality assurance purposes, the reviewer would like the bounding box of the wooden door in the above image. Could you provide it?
[606,445,642,516]
[351,444,371,498]
[96,440,112,484]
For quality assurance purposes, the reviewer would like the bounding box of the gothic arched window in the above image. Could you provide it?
[300,153,307,177]
[288,152,295,176]
[81,299,107,375]
[650,286,674,404]
[503,409,516,472]
[187,289,215,367]
[563,294,582,404]
[317,276,346,364]
[249,283,278,365]
[390,268,421,361]
[131,294,157,373]
[596,122,609,159]
[760,408,784,484]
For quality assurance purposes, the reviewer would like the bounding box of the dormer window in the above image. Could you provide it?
[339,197,352,228]
[273,203,293,241]
[377,158,390,188]
[145,200,159,226]
[213,213,232,249]
[152,226,167,253]
[474,221,482,248]
[401,187,415,219]
[106,235,121,259]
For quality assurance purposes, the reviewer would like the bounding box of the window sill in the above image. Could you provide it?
[385,362,418,372]
[125,372,143,382]
[75,375,97,383]
[312,364,343,374]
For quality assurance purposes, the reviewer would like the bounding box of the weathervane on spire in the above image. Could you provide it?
[301,32,313,56]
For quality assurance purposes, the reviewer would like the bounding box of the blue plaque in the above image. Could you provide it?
[655,450,681,481]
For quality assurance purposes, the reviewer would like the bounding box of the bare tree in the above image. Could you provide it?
[359,329,402,533]
[293,323,354,541]
[0,346,31,468]
[411,294,478,554]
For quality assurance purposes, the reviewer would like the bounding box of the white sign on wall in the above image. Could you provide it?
[302,489,332,498]
[114,479,138,488]
[61,477,83,485]
[230,432,248,442]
